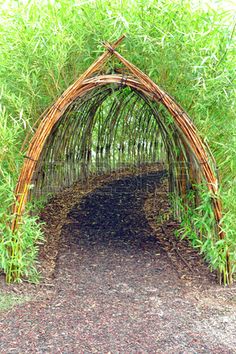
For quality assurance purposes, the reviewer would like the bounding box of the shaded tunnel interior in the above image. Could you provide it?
[31,83,196,220]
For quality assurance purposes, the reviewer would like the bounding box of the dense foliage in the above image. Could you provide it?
[0,0,235,282]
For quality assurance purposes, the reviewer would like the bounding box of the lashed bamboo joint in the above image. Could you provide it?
[11,36,231,282]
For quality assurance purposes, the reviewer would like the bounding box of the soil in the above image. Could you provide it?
[0,169,236,353]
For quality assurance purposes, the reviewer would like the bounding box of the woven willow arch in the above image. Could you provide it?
[11,35,229,277]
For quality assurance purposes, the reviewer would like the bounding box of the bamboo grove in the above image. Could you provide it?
[0,1,235,284]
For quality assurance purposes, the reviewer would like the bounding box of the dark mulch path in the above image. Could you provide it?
[1,171,236,353]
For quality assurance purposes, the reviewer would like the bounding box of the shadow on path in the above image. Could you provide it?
[65,171,166,254]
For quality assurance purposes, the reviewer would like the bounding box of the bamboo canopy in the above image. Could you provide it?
[11,35,230,279]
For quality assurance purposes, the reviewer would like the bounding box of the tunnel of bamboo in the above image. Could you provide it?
[11,36,231,282]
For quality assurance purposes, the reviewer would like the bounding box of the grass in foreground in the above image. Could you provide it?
[0,292,31,312]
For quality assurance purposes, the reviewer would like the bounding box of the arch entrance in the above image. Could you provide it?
[11,36,229,281]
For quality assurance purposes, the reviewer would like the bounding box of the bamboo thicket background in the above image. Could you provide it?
[0,0,235,282]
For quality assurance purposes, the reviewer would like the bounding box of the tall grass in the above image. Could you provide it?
[0,0,235,282]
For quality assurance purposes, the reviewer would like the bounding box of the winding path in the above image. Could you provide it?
[0,172,235,353]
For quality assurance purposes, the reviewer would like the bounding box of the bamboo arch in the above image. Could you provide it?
[11,35,229,279]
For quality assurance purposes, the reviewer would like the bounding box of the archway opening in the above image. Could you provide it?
[27,81,210,279]
[30,83,183,201]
